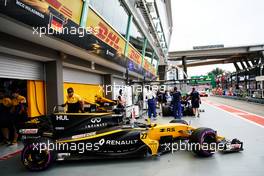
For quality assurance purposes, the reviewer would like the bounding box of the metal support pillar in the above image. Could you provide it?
[141,38,148,65]
[124,15,133,57]
[233,62,241,71]
[80,0,89,27]
[240,61,247,70]
[182,56,187,79]
[45,58,64,115]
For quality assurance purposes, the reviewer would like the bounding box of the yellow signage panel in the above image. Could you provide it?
[87,8,126,55]
[21,0,83,24]
[143,59,157,76]
[151,66,157,75]
[150,66,156,75]
[86,7,156,75]
[127,44,142,65]
[143,59,151,71]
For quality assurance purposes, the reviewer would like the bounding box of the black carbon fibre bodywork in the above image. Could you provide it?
[51,113,124,137]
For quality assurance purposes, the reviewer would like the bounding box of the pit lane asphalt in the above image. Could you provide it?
[206,96,264,117]
[0,98,264,176]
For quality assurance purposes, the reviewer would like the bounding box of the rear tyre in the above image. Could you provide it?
[162,105,172,116]
[189,128,217,157]
[21,138,55,171]
[169,119,188,125]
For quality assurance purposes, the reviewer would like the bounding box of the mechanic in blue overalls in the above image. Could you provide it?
[146,86,157,122]
[172,87,182,119]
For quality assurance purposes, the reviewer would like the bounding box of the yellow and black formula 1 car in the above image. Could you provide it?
[19,111,243,171]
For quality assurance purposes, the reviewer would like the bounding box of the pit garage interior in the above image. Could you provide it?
[0,1,264,176]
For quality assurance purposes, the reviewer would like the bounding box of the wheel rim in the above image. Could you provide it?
[22,145,51,170]
[200,131,216,155]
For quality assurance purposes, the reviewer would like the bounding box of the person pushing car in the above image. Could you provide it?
[62,87,84,113]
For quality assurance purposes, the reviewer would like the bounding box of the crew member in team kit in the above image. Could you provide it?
[146,86,157,122]
[172,87,182,119]
[62,87,84,113]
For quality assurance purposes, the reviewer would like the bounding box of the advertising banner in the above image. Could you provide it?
[150,66,157,76]
[127,45,142,65]
[126,44,142,73]
[0,0,155,78]
[15,0,83,24]
[87,9,143,75]
[143,59,157,78]
[87,8,126,57]
[143,59,151,72]
[1,0,82,26]
[85,8,127,67]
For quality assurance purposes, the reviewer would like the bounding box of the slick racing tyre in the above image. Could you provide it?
[21,138,56,171]
[169,119,188,125]
[189,128,217,157]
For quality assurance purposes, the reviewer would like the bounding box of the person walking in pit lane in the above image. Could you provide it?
[172,87,182,119]
[189,87,201,118]
[146,86,157,122]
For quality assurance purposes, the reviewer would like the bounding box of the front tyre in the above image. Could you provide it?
[189,128,217,157]
[21,138,55,171]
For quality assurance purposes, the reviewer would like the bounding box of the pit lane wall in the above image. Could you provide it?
[0,0,157,79]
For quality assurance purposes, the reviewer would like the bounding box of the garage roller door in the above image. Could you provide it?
[63,67,103,84]
[0,53,44,80]
[113,77,126,86]
[63,67,103,103]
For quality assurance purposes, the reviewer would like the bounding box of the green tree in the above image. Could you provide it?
[208,68,225,77]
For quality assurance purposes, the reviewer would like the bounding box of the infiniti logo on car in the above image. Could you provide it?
[91,118,102,123]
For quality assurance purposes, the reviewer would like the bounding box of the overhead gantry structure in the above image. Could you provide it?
[168,44,264,78]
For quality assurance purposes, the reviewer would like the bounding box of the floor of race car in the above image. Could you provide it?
[0,97,264,176]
